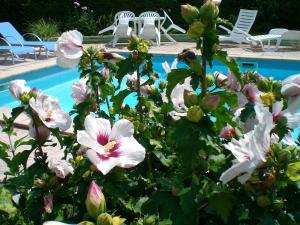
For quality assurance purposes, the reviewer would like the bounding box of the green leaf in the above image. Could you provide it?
[208,192,234,224]
[277,212,296,225]
[0,187,17,215]
[158,219,173,225]
[178,187,196,213]
[8,150,32,174]
[116,57,136,83]
[153,150,173,167]
[214,50,243,85]
[100,82,115,98]
[166,68,192,98]
[239,102,256,123]
[11,106,24,120]
[286,162,300,181]
[111,89,132,114]
[208,154,226,172]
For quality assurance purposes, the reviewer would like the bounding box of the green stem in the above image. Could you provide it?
[136,53,144,123]
[90,54,101,117]
[106,97,113,123]
[201,57,207,96]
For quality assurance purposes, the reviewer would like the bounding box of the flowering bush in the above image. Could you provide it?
[1,1,300,225]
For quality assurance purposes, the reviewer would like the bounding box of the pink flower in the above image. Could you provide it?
[85,181,106,218]
[48,159,74,179]
[101,67,110,79]
[29,92,72,131]
[214,71,241,91]
[242,83,261,103]
[220,105,274,184]
[72,77,92,104]
[161,59,178,73]
[219,124,235,140]
[28,119,51,142]
[9,80,30,100]
[44,193,53,214]
[126,72,153,96]
[77,114,146,175]
[55,30,83,68]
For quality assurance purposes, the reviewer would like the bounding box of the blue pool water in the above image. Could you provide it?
[1,55,300,139]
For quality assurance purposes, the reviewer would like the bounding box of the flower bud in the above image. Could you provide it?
[181,4,199,25]
[257,78,272,92]
[103,52,125,63]
[199,0,219,21]
[256,195,271,208]
[201,95,220,112]
[214,72,227,87]
[278,150,291,163]
[143,215,156,225]
[272,199,284,211]
[159,80,167,90]
[9,80,31,100]
[86,181,106,219]
[44,193,53,214]
[137,39,149,53]
[97,213,113,225]
[128,35,140,51]
[34,178,44,188]
[184,91,199,107]
[206,73,214,87]
[112,216,126,225]
[219,124,235,140]
[187,21,205,39]
[79,222,96,225]
[187,105,203,123]
[178,49,196,65]
[260,92,276,106]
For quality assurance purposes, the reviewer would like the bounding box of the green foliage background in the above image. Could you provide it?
[0,0,299,35]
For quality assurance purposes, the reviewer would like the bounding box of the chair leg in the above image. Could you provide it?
[112,36,119,47]
[11,53,14,64]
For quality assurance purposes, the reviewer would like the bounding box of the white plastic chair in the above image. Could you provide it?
[219,9,258,44]
[112,11,135,47]
[138,11,161,46]
[161,10,186,43]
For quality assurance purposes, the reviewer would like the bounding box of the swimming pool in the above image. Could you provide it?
[1,55,300,112]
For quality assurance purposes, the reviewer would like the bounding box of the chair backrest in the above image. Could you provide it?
[114,11,135,26]
[0,22,25,45]
[139,11,160,26]
[230,9,258,43]
[161,10,172,27]
[281,30,300,47]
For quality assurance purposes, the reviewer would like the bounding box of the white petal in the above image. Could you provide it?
[169,111,187,120]
[113,137,146,168]
[171,84,187,110]
[77,130,105,153]
[281,83,300,96]
[84,114,111,142]
[56,56,80,69]
[272,101,283,116]
[109,119,134,141]
[43,221,76,225]
[86,149,119,175]
[162,61,171,73]
[220,160,255,184]
[171,58,178,69]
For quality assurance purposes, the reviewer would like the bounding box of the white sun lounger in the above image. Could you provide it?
[161,10,186,43]
[219,9,258,44]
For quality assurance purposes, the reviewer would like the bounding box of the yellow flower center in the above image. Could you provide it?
[104,141,116,152]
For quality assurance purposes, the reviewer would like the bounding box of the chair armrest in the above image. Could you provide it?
[23,33,43,42]
[4,36,24,46]
[218,25,232,34]
[98,25,115,35]
[0,37,11,46]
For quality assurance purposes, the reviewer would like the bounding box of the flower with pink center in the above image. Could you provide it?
[77,114,146,175]
[220,105,274,184]
[48,159,74,179]
[272,101,300,129]
[281,74,300,113]
[72,77,92,104]
[29,92,72,131]
[126,72,153,96]
[169,77,193,120]
[9,80,31,100]
[55,30,83,68]
[242,83,261,103]
[219,124,235,140]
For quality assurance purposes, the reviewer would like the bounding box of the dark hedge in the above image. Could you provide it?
[0,0,299,35]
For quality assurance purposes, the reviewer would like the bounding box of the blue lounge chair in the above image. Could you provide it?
[0,37,36,64]
[0,22,55,58]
